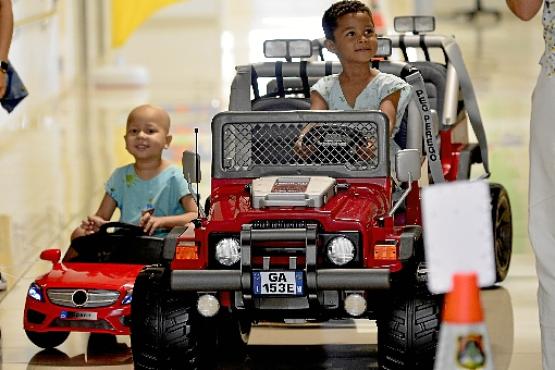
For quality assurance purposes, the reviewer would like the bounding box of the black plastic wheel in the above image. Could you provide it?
[218,311,251,356]
[489,183,512,283]
[377,289,442,370]
[131,266,200,370]
[25,330,69,349]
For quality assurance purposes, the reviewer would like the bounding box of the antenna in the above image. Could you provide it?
[194,127,201,221]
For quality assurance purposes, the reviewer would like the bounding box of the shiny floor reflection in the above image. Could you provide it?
[3,272,528,369]
[27,334,133,368]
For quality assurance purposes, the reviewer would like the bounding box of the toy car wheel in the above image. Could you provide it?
[490,183,512,283]
[25,330,69,349]
[218,311,251,355]
[377,288,441,370]
[131,266,201,369]
[87,333,118,354]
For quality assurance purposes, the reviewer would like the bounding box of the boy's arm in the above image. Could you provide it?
[179,194,199,224]
[506,0,542,21]
[95,193,117,221]
[140,194,199,235]
[310,91,329,110]
[70,193,117,240]
[380,90,401,136]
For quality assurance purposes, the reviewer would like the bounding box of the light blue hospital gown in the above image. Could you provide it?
[105,164,190,227]
[310,72,412,138]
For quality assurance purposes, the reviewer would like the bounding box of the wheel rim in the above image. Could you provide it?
[495,196,512,276]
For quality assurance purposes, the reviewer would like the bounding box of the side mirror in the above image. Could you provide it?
[395,149,421,183]
[40,249,61,264]
[182,150,201,184]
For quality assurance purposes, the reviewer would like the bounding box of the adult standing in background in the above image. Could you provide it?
[0,0,13,99]
[0,0,12,291]
[506,1,555,369]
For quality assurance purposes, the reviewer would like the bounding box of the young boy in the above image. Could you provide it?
[71,104,198,239]
[313,0,411,137]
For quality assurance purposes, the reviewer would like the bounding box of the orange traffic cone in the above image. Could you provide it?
[434,272,495,370]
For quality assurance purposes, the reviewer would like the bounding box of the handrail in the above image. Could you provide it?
[14,6,57,29]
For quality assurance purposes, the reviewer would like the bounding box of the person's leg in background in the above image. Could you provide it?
[529,67,555,370]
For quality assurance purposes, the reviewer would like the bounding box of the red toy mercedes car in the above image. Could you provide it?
[23,222,164,348]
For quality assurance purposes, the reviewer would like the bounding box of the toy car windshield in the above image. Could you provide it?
[63,233,164,265]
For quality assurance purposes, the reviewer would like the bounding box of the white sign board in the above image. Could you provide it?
[421,180,495,294]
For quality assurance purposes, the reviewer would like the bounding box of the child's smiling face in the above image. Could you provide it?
[124,106,172,161]
[327,11,377,64]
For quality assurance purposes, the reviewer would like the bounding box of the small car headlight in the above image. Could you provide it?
[327,236,355,266]
[27,283,43,301]
[215,238,241,266]
[121,289,133,305]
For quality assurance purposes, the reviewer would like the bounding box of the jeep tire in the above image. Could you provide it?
[490,182,512,283]
[377,289,441,370]
[131,266,201,369]
[218,310,251,356]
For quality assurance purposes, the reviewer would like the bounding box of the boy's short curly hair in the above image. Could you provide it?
[322,0,373,40]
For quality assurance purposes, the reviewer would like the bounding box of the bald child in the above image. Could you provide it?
[71,104,198,239]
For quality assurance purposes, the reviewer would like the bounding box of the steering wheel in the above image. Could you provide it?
[98,222,146,237]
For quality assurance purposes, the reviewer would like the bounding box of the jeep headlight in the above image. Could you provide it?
[327,236,355,266]
[215,238,241,266]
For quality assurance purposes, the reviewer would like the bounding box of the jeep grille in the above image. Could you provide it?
[222,121,379,172]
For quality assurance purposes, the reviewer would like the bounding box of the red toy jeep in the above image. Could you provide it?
[130,17,512,370]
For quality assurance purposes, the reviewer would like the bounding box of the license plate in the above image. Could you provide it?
[252,271,304,296]
[60,311,98,320]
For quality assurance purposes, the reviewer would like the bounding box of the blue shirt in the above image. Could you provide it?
[105,164,191,226]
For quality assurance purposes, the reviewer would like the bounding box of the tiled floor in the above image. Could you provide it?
[0,1,546,369]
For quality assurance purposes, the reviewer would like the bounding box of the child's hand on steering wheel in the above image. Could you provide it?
[139,212,163,235]
[81,215,107,235]
[294,123,318,160]
[294,134,316,160]
[356,141,376,161]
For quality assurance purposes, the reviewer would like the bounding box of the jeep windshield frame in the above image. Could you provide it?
[211,110,389,179]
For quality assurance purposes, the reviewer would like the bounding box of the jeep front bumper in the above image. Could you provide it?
[170,224,390,292]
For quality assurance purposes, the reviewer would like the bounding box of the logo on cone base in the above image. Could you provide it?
[456,333,486,369]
